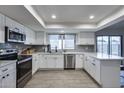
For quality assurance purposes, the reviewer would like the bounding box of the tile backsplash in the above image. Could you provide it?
[0,42,95,53]
[76,45,95,52]
[32,45,95,52]
[0,42,32,53]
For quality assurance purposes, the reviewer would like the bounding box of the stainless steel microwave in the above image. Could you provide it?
[5,26,26,43]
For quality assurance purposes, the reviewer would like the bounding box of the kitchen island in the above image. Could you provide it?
[83,53,124,88]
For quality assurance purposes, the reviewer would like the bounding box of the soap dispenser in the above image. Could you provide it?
[55,46,57,52]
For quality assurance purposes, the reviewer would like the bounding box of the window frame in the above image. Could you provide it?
[96,35,122,56]
[48,33,76,50]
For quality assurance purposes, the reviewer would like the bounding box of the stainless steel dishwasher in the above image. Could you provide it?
[64,54,75,70]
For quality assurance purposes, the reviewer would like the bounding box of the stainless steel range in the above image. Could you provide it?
[17,55,32,88]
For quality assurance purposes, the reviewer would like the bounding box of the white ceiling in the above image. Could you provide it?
[0,5,124,33]
[0,5,44,31]
[32,5,122,24]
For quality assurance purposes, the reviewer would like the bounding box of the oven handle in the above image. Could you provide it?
[18,57,32,64]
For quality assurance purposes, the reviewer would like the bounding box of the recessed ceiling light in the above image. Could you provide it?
[51,14,56,19]
[89,15,95,19]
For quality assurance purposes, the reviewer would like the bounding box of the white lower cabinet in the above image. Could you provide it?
[76,55,84,69]
[0,63,16,88]
[84,55,101,84]
[39,54,64,69]
[39,55,47,69]
[40,55,47,68]
[94,59,101,84]
[0,76,2,87]
[56,55,64,68]
[46,55,56,68]
[32,54,40,75]
[1,71,16,88]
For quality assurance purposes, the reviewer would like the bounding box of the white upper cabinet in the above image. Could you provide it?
[35,31,45,45]
[24,27,35,44]
[0,13,5,43]
[5,17,24,33]
[35,31,48,45]
[76,32,95,45]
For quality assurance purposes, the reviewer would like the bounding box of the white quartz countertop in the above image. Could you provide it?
[32,52,124,61]
[22,51,83,55]
[0,60,17,68]
[84,53,124,61]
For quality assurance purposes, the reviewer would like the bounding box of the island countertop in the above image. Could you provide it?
[84,52,124,61]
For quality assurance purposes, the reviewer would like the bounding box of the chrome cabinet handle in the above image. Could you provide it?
[6,74,9,76]
[2,68,8,72]
[92,63,95,66]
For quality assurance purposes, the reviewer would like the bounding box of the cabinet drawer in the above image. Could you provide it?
[0,63,16,76]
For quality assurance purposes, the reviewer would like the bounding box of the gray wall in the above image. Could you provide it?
[95,29,124,56]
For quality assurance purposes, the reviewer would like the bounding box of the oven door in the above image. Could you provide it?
[17,58,32,81]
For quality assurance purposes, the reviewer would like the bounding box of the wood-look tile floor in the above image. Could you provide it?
[24,70,100,88]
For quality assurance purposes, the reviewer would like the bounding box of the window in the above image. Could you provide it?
[110,36,121,56]
[96,36,121,56]
[49,35,62,49]
[48,34,75,50]
[97,36,109,54]
[63,35,75,49]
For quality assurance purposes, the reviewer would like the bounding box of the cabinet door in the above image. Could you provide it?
[85,56,90,73]
[76,55,84,69]
[0,13,5,43]
[37,54,41,69]
[40,55,47,68]
[0,76,2,88]
[77,32,95,45]
[7,71,16,88]
[32,54,38,74]
[35,32,44,45]
[47,56,56,68]
[94,59,101,84]
[56,56,64,68]
[2,71,16,88]
[89,58,96,78]
[25,27,35,44]
[5,17,24,32]
[83,56,87,70]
